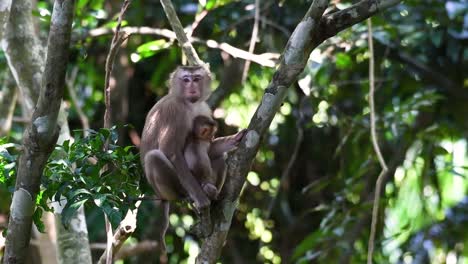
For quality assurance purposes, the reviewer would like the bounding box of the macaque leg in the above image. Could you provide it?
[144,149,185,200]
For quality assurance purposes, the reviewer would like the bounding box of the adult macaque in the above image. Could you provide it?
[140,65,246,251]
[185,115,219,200]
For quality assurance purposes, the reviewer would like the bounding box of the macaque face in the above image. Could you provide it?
[180,73,204,103]
[194,116,217,140]
[171,66,211,103]
[196,123,217,140]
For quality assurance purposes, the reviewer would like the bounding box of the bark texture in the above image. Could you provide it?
[3,0,76,263]
[1,0,43,114]
[196,0,402,262]
[0,0,12,40]
[0,73,17,137]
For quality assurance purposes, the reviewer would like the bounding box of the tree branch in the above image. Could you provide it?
[366,18,388,264]
[197,1,330,263]
[3,0,76,262]
[97,202,141,264]
[160,0,203,66]
[100,1,132,263]
[315,0,401,45]
[241,0,260,82]
[86,27,278,67]
[198,0,402,262]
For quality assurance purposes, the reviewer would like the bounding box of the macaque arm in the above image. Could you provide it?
[209,129,247,158]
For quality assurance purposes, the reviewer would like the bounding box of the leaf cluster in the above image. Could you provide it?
[0,126,143,232]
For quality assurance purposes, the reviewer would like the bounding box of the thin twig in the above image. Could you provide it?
[87,26,278,67]
[366,18,388,264]
[101,1,132,263]
[160,0,203,66]
[187,9,209,38]
[65,67,90,136]
[241,0,260,83]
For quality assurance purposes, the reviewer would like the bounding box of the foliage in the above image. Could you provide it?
[1,0,467,262]
[0,127,142,230]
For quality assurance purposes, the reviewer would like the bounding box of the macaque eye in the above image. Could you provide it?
[182,77,191,83]
[193,76,202,82]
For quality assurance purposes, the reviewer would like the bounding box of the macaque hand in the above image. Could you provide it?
[202,183,219,200]
[226,129,247,150]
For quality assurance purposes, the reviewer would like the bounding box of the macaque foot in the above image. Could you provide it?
[202,183,219,200]
[189,207,213,238]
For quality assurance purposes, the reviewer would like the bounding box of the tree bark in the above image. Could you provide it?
[0,72,17,137]
[1,0,43,114]
[3,0,76,263]
[0,0,12,41]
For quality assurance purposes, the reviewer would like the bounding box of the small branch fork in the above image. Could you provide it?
[366,18,388,264]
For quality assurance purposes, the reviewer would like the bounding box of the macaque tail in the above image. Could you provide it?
[160,201,170,252]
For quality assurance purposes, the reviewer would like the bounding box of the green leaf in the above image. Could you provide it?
[61,198,88,227]
[291,230,324,261]
[101,202,123,227]
[335,53,352,70]
[33,208,45,233]
[93,193,108,207]
[434,146,449,156]
[136,40,171,59]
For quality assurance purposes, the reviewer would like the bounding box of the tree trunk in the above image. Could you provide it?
[3,0,76,263]
[0,72,17,137]
[53,104,92,264]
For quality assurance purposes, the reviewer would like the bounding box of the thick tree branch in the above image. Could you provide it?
[197,1,329,263]
[1,0,44,114]
[315,0,401,45]
[198,0,402,262]
[87,26,278,67]
[3,0,76,263]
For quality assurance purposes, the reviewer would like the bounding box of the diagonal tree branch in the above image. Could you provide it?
[3,0,76,262]
[153,0,402,262]
[197,1,330,263]
[160,0,203,66]
[199,0,402,262]
[315,0,401,44]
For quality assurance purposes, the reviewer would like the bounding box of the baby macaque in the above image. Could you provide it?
[184,115,219,200]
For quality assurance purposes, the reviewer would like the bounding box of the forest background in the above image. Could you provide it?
[0,0,467,263]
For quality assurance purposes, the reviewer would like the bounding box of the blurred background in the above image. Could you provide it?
[0,0,467,263]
